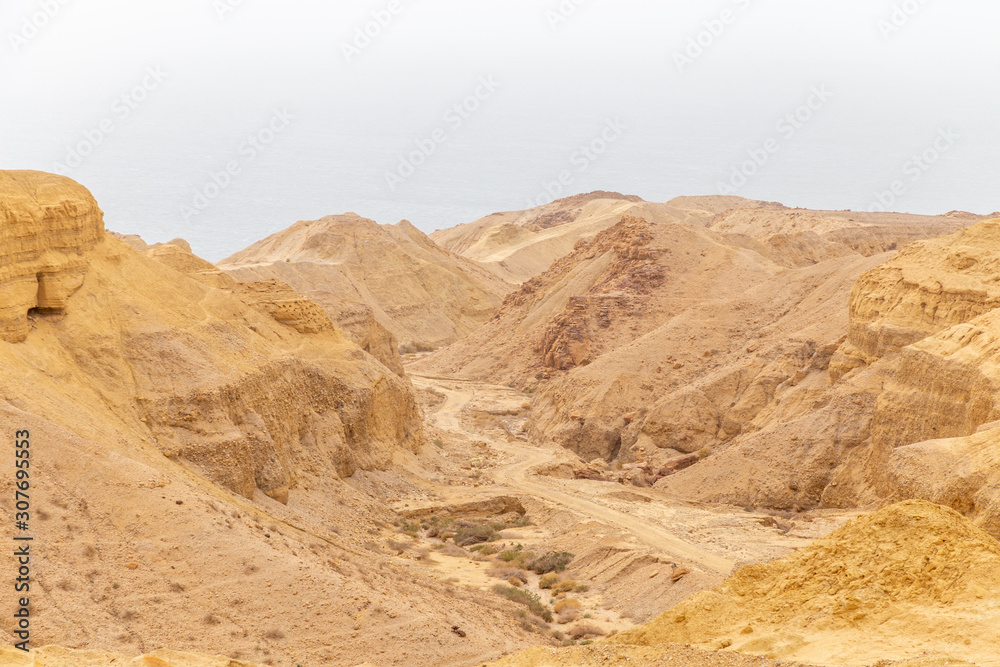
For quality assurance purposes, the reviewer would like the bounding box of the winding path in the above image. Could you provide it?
[411,374,736,576]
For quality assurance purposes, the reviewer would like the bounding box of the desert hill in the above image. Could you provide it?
[427,192,767,284]
[218,213,512,352]
[414,204,969,460]
[413,202,984,516]
[428,192,953,284]
[492,500,1000,666]
[0,172,538,665]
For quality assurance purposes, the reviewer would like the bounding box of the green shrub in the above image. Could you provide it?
[499,549,520,563]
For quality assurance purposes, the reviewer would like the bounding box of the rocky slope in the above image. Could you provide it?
[218,214,512,352]
[0,172,536,665]
[493,501,1000,666]
[414,201,984,518]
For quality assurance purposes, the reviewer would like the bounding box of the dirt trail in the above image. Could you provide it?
[410,374,736,576]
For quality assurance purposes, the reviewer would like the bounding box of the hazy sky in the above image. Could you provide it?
[2,1,998,259]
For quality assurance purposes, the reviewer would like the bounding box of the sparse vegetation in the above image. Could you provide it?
[538,573,560,589]
[493,584,553,622]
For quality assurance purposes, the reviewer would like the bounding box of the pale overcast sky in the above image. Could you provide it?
[2,1,998,258]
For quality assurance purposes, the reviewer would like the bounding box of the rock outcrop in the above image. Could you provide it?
[817,220,1000,531]
[0,171,104,342]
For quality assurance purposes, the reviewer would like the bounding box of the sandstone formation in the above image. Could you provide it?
[818,219,1000,533]
[218,214,512,352]
[140,240,406,375]
[0,171,104,343]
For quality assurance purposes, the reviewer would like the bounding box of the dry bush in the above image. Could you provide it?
[553,598,582,614]
[507,576,523,587]
[568,622,606,640]
[453,522,500,546]
[528,551,574,574]
[558,608,582,624]
[492,584,553,622]
[488,566,528,582]
[385,539,410,554]
[539,573,560,590]
[554,597,583,622]
[552,579,577,594]
[441,543,468,558]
